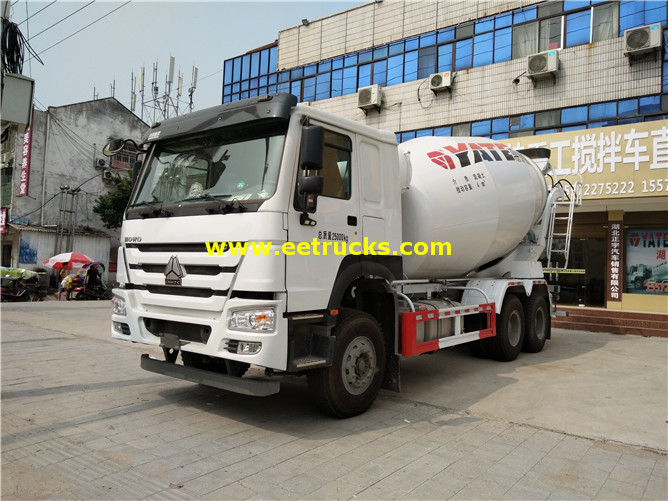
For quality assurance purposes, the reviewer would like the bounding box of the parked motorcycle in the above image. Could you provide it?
[72,262,111,300]
[0,274,43,302]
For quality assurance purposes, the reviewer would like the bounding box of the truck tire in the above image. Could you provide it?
[485,295,524,362]
[308,310,385,418]
[523,294,549,353]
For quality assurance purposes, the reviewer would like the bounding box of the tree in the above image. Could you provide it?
[93,176,132,229]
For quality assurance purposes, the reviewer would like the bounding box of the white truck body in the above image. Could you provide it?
[110,93,577,417]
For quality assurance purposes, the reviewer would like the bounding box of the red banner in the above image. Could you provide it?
[18,118,33,197]
[0,208,6,234]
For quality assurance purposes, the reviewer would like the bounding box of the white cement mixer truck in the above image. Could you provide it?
[106,93,579,417]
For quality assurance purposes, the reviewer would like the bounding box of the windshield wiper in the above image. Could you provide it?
[130,201,173,218]
[185,194,247,215]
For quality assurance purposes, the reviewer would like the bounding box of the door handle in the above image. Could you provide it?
[347,216,357,226]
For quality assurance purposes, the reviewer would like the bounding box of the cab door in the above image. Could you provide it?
[286,124,360,312]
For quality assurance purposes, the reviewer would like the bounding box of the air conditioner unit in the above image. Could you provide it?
[527,50,559,80]
[357,84,382,110]
[102,169,114,180]
[623,23,662,57]
[429,72,452,92]
[96,158,107,169]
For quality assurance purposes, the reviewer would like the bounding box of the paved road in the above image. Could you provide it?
[1,301,666,500]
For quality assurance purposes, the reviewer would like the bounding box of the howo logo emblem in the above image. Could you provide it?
[164,255,186,285]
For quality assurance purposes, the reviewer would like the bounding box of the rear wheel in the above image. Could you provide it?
[308,310,385,418]
[523,294,549,353]
[485,295,524,361]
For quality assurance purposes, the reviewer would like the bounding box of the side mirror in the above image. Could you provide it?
[298,175,323,196]
[299,126,323,171]
[102,139,126,156]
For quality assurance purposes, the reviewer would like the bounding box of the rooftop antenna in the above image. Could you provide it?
[188,66,198,111]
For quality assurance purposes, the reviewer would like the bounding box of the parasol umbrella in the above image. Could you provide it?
[43,252,92,270]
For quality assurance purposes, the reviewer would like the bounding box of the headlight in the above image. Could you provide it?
[228,308,275,332]
[112,296,127,315]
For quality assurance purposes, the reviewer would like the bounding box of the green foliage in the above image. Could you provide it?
[93,176,132,229]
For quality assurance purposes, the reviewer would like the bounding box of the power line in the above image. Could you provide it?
[31,0,132,59]
[28,1,95,41]
[18,0,58,27]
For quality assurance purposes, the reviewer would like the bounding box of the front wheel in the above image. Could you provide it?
[308,310,385,418]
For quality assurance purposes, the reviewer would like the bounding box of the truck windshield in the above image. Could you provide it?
[131,129,286,207]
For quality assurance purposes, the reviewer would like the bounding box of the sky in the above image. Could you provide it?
[8,0,364,118]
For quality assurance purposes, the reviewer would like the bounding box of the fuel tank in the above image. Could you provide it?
[398,137,548,279]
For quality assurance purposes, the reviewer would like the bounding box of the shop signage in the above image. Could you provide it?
[18,119,33,197]
[502,121,668,200]
[607,222,623,302]
[0,208,6,234]
[625,228,668,295]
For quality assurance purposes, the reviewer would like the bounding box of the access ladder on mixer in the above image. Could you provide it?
[545,177,582,273]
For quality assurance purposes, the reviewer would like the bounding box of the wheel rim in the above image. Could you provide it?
[507,310,522,346]
[341,335,376,395]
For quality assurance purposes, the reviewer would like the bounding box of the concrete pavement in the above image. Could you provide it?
[1,301,666,500]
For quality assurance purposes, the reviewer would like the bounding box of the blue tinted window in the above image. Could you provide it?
[250,52,260,78]
[344,54,358,67]
[437,28,454,43]
[259,76,267,87]
[418,46,437,78]
[405,37,419,51]
[639,95,660,113]
[291,67,303,80]
[420,33,436,47]
[269,47,277,73]
[475,18,495,34]
[389,41,404,55]
[472,120,491,136]
[416,129,432,138]
[232,57,241,82]
[260,49,270,75]
[492,133,509,139]
[618,98,638,115]
[663,62,668,93]
[332,57,343,70]
[316,73,330,100]
[645,114,667,122]
[331,69,343,97]
[303,77,316,101]
[374,45,388,60]
[537,128,557,135]
[563,124,586,132]
[495,12,512,28]
[401,131,417,142]
[566,10,591,46]
[589,102,616,120]
[494,28,512,62]
[304,64,317,77]
[618,116,642,125]
[342,66,357,94]
[277,81,290,93]
[268,73,277,85]
[240,80,249,92]
[520,114,534,129]
[561,105,588,123]
[373,60,387,86]
[358,64,371,88]
[619,0,645,33]
[514,6,537,24]
[438,44,453,72]
[224,60,233,85]
[241,54,251,80]
[434,126,451,137]
[564,1,590,11]
[232,83,240,93]
[473,32,494,67]
[492,117,509,133]
[404,50,418,81]
[250,78,258,90]
[455,39,473,70]
[318,61,331,73]
[291,81,301,100]
[278,70,290,83]
[387,54,404,85]
[359,50,373,64]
